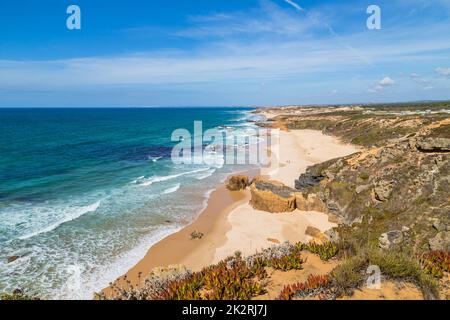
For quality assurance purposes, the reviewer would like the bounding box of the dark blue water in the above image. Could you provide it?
[0,107,257,298]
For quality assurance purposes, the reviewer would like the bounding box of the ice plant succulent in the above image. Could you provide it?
[277,274,330,300]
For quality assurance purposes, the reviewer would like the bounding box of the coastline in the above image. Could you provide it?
[104,169,259,293]
[104,124,359,296]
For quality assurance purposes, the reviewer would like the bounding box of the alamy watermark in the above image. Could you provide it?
[66,4,382,31]
[367,5,382,30]
[66,5,81,30]
[366,265,382,289]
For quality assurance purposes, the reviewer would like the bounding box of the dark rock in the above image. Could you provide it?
[190,231,204,240]
[295,172,325,190]
[7,256,20,263]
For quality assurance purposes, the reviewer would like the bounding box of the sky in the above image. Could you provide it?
[0,0,450,107]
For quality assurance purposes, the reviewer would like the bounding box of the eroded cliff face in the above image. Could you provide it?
[256,104,450,253]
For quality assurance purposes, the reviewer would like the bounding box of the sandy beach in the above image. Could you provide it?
[106,127,359,294]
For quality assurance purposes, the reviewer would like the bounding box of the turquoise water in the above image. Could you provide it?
[0,107,260,299]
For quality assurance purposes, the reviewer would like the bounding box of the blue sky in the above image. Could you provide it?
[1,0,450,107]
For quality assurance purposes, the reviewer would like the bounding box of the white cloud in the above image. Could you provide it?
[379,76,395,86]
[435,67,450,77]
[369,76,395,93]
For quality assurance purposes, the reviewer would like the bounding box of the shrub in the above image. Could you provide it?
[330,248,440,300]
[267,253,304,271]
[367,250,423,280]
[304,242,338,261]
[153,256,267,300]
[330,255,367,296]
[419,251,450,279]
[277,274,330,300]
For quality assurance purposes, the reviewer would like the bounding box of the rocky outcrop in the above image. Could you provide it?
[379,230,404,250]
[255,104,450,254]
[250,179,297,213]
[295,193,328,212]
[249,178,329,213]
[226,175,249,191]
[429,231,450,251]
[324,229,340,243]
[373,180,394,202]
[432,219,449,232]
[295,171,325,190]
[416,138,450,153]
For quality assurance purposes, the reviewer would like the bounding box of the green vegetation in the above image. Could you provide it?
[302,242,338,261]
[0,289,37,300]
[103,242,344,300]
[330,247,440,300]
[419,251,450,279]
[279,102,449,148]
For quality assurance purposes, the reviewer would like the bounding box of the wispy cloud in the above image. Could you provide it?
[172,1,313,38]
[284,0,305,12]
[436,67,450,77]
[410,73,434,90]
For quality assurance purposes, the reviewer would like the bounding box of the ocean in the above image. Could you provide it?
[0,107,262,299]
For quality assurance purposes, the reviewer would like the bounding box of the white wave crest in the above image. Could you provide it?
[18,201,101,240]
[137,167,211,187]
[195,169,216,180]
[162,183,181,194]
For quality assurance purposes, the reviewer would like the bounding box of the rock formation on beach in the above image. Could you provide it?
[255,102,450,253]
[249,178,298,212]
[226,175,250,191]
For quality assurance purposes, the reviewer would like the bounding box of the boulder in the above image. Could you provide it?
[416,137,450,152]
[324,229,340,243]
[295,193,327,212]
[432,219,447,232]
[379,230,404,250]
[305,226,328,243]
[226,175,249,191]
[373,181,394,202]
[7,256,20,263]
[250,179,297,213]
[429,231,450,251]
